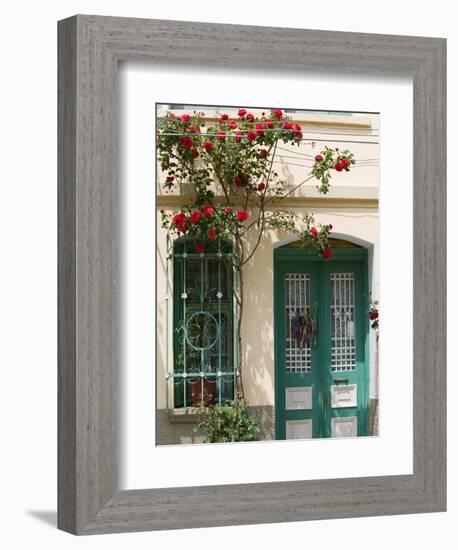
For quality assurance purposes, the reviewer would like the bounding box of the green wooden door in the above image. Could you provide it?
[274,246,369,439]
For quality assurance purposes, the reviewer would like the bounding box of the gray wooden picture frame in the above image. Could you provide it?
[58,14,446,535]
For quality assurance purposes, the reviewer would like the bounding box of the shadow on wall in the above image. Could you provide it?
[241,229,289,407]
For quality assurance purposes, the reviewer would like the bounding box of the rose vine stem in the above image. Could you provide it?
[234,234,245,401]
[220,139,280,401]
[238,138,278,266]
[212,154,246,401]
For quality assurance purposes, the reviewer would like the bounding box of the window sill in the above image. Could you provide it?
[167,408,206,424]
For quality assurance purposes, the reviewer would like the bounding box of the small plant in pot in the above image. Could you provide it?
[192,400,260,443]
[189,375,216,407]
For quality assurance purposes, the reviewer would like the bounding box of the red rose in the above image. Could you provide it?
[190,211,202,224]
[341,158,350,168]
[216,130,226,142]
[334,161,343,172]
[203,206,214,217]
[236,210,249,222]
[229,120,238,129]
[203,141,214,152]
[264,119,274,129]
[257,182,266,192]
[180,114,191,122]
[369,310,379,321]
[172,213,186,225]
[219,113,229,121]
[272,109,283,119]
[207,229,217,240]
[246,113,254,120]
[335,147,339,151]
[246,130,257,142]
[255,122,265,135]
[194,242,205,254]
[328,224,333,230]
[224,207,233,214]
[168,113,176,119]
[310,227,318,238]
[322,247,333,259]
[179,135,193,149]
[234,131,242,143]
[283,121,293,130]
[188,126,198,133]
[234,172,244,187]
[314,155,323,162]
[173,212,187,233]
[293,123,303,138]
[166,175,175,183]
[238,108,247,117]
[192,149,199,158]
[259,149,268,159]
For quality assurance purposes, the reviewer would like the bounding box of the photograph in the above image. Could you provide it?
[155,103,380,444]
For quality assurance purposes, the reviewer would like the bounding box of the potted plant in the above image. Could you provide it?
[189,376,216,407]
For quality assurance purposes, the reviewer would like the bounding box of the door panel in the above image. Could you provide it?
[321,263,367,437]
[275,263,321,439]
[275,256,368,439]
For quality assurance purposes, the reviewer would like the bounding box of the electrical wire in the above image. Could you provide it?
[157,130,379,146]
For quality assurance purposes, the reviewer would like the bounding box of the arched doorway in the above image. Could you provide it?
[274,238,369,439]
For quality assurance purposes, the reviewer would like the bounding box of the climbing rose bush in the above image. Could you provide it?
[369,299,379,331]
[161,204,250,243]
[157,106,356,400]
[311,146,355,194]
[158,108,355,258]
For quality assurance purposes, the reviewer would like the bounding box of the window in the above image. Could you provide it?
[171,237,234,408]
[330,272,356,371]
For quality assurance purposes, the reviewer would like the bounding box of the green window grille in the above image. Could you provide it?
[166,236,235,409]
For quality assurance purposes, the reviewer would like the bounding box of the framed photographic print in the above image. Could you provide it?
[58,15,446,535]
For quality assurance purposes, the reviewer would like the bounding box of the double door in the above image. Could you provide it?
[275,255,369,439]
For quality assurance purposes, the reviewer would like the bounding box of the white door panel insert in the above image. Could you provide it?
[331,416,357,438]
[285,387,312,410]
[286,419,312,440]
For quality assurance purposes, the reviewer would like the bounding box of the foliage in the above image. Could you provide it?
[310,147,355,194]
[298,214,334,259]
[157,108,355,260]
[193,400,260,443]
